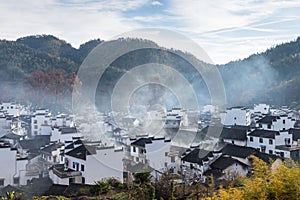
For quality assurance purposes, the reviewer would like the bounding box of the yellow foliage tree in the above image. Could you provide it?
[205,156,300,200]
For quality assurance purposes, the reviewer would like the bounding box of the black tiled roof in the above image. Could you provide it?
[41,142,63,154]
[131,138,152,148]
[19,135,50,150]
[220,127,247,140]
[59,127,77,134]
[248,129,279,139]
[252,151,279,164]
[65,144,96,160]
[1,133,22,140]
[257,116,279,124]
[182,149,212,164]
[210,156,247,170]
[221,144,256,158]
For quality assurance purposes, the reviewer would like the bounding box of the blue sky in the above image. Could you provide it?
[1,0,300,64]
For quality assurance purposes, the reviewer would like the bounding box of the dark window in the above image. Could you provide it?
[261,146,266,153]
[267,124,271,129]
[171,156,175,163]
[283,120,286,124]
[280,152,284,158]
[34,120,37,124]
[234,117,237,120]
[133,146,136,153]
[165,152,168,156]
[82,177,85,184]
[232,140,235,144]
[13,177,19,185]
[0,179,4,186]
[259,138,263,143]
[269,139,273,145]
[81,164,85,172]
[250,137,253,142]
[269,150,273,154]
[69,178,75,184]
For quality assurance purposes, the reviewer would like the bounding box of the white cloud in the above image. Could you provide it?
[151,1,163,6]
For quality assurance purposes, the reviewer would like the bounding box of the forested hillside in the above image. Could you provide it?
[0,34,300,110]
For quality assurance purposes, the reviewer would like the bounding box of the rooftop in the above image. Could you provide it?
[248,129,279,139]
[65,144,96,160]
[221,144,256,158]
[210,156,247,170]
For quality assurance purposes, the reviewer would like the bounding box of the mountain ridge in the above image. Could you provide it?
[0,34,300,108]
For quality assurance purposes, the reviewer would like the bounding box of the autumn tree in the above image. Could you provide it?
[206,156,300,200]
[24,69,82,107]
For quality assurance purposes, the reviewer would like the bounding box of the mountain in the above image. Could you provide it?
[0,34,300,109]
[219,37,300,107]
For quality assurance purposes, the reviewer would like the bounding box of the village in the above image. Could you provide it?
[0,102,300,196]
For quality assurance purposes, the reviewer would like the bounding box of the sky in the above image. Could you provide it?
[1,0,300,64]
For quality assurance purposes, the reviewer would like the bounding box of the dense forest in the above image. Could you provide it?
[0,35,300,110]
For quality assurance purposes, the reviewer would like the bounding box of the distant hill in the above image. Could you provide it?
[0,34,300,109]
[219,37,300,107]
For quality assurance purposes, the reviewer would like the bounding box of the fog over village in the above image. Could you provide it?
[1,1,300,199]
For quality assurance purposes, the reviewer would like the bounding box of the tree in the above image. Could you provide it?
[206,156,300,200]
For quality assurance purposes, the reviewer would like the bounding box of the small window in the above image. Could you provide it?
[69,178,75,184]
[267,124,271,129]
[13,177,19,185]
[280,152,284,158]
[283,120,286,124]
[165,152,168,156]
[250,137,253,142]
[133,146,136,153]
[261,146,266,153]
[0,179,4,186]
[34,125,38,129]
[72,162,76,169]
[269,150,273,154]
[82,177,85,184]
[234,117,237,120]
[44,120,48,125]
[232,140,235,144]
[34,120,37,124]
[136,157,139,162]
[259,138,263,143]
[269,139,273,145]
[34,131,38,135]
[81,164,85,172]
[171,156,175,163]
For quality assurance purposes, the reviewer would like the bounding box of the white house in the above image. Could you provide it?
[130,137,174,172]
[219,126,249,146]
[256,115,296,131]
[50,142,124,185]
[31,109,51,136]
[253,104,270,115]
[0,141,37,187]
[40,142,65,165]
[0,102,22,117]
[50,127,81,142]
[221,107,251,126]
[204,155,249,181]
[247,129,293,155]
[163,108,189,128]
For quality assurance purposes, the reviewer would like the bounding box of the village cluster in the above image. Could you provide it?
[0,102,300,189]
